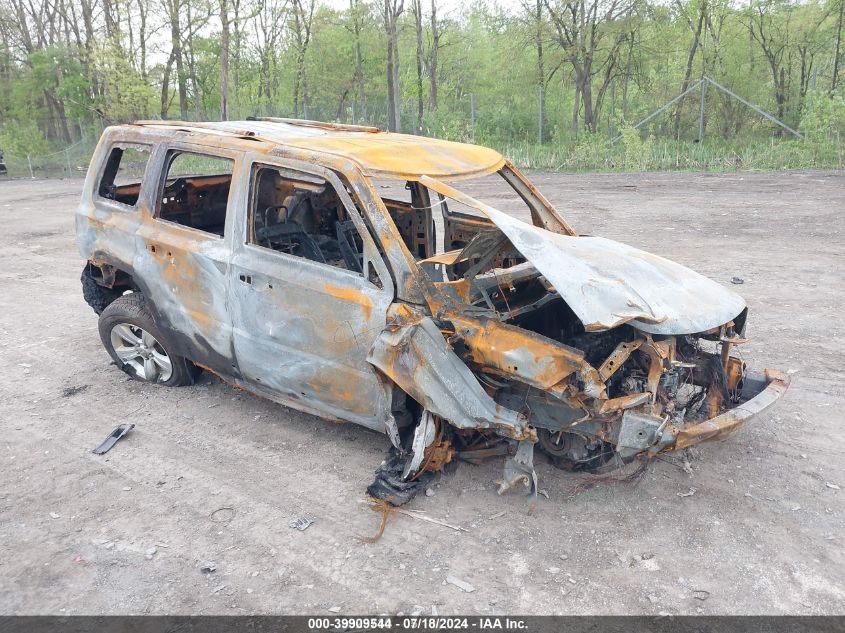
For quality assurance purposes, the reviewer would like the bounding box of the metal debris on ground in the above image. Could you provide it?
[92,423,135,455]
[210,507,236,523]
[445,576,475,593]
[289,516,315,531]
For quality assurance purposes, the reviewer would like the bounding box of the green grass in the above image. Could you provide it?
[499,138,844,172]
[3,137,842,179]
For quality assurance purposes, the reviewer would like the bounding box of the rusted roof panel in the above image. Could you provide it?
[132,119,505,180]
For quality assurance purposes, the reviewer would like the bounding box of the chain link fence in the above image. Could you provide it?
[2,88,839,179]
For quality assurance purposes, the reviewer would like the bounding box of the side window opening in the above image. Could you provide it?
[249,164,365,276]
[156,151,234,237]
[372,179,436,260]
[97,143,151,207]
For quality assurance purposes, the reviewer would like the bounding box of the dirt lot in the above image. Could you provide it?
[0,171,843,616]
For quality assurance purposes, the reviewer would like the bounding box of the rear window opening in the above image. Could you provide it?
[156,151,234,237]
[97,144,151,207]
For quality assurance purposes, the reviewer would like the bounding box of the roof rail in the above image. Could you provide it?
[131,120,260,138]
[246,116,381,134]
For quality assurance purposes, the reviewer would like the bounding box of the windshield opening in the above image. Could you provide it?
[373,169,546,282]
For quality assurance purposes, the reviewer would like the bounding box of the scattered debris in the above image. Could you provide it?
[681,452,694,476]
[289,516,315,531]
[92,423,135,455]
[693,589,711,601]
[200,562,217,574]
[210,507,236,523]
[825,482,840,490]
[677,487,697,498]
[360,497,466,543]
[730,276,744,284]
[61,385,90,398]
[445,575,475,593]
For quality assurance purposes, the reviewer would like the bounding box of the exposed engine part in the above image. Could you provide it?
[536,428,616,472]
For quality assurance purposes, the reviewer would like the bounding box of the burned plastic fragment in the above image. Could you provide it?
[367,448,436,506]
[92,423,135,454]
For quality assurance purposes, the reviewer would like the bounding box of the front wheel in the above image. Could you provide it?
[98,293,197,386]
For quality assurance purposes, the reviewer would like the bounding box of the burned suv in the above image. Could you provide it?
[77,118,788,505]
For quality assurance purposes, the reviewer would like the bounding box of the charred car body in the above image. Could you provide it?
[77,119,789,505]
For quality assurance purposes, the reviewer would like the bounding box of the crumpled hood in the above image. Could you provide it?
[481,205,746,335]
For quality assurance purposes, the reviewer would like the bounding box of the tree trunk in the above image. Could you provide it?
[383,0,404,132]
[412,0,424,133]
[674,0,705,140]
[351,0,367,120]
[168,0,188,119]
[220,0,230,120]
[428,0,439,113]
[160,48,176,119]
[535,0,547,142]
[833,0,844,92]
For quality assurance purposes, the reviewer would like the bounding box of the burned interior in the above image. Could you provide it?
[77,119,789,509]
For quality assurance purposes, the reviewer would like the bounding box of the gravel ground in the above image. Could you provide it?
[0,171,842,615]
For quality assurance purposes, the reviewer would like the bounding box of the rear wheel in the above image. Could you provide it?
[98,293,197,386]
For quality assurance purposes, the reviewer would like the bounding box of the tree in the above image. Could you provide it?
[381,0,404,131]
[544,0,637,133]
[291,0,316,117]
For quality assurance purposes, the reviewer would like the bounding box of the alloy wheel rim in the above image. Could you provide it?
[110,323,173,382]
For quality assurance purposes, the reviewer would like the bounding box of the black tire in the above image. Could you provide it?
[98,293,198,387]
[81,266,122,315]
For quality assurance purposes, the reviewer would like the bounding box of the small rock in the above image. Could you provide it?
[825,482,840,490]
[559,554,569,561]
[693,589,710,601]
[567,577,576,585]
[145,546,157,560]
[445,575,475,593]
[647,595,658,604]
[327,606,341,613]
[547,566,561,575]
[122,487,132,492]
[246,588,253,594]
[200,562,217,574]
[425,488,435,497]
[677,487,696,498]
[640,557,661,572]
[49,512,60,519]
[730,277,744,285]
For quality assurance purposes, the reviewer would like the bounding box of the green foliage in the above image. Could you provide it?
[1,0,843,174]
